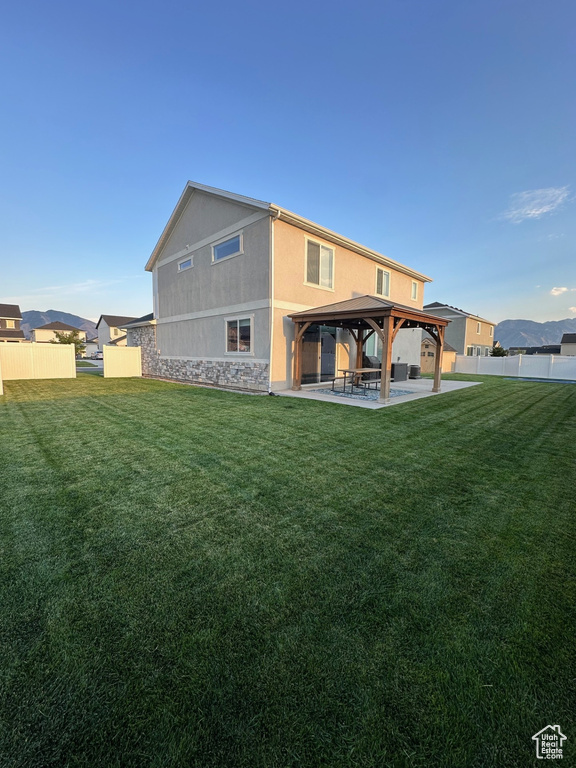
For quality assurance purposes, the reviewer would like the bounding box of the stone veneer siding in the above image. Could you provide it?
[127,324,270,392]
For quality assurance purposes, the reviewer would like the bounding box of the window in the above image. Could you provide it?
[376,268,390,297]
[484,348,490,356]
[226,318,251,353]
[178,257,192,271]
[466,346,474,356]
[476,322,481,334]
[6,320,15,328]
[114,328,119,336]
[213,234,242,262]
[427,351,434,357]
[489,326,494,337]
[411,281,418,300]
[306,239,334,289]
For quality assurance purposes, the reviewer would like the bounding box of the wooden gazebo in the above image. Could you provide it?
[289,296,450,403]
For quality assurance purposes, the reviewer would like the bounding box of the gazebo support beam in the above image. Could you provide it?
[292,321,312,390]
[366,316,393,402]
[432,324,445,393]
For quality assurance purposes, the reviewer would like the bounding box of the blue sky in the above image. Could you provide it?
[1,0,574,323]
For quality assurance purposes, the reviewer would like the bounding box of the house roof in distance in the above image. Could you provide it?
[96,314,137,329]
[424,302,494,325]
[34,321,82,331]
[0,329,26,339]
[561,333,576,344]
[121,313,154,328]
[145,181,433,283]
[0,303,22,319]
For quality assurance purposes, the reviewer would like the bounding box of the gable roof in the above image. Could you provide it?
[96,314,137,329]
[34,321,82,332]
[145,181,432,283]
[0,303,22,319]
[422,337,457,352]
[561,333,576,344]
[109,334,127,346]
[423,302,494,325]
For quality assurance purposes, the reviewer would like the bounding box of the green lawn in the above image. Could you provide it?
[0,374,574,767]
[75,360,97,368]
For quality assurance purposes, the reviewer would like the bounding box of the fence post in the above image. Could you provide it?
[548,355,554,379]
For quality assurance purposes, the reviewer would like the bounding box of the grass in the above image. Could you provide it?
[0,373,574,767]
[75,361,97,368]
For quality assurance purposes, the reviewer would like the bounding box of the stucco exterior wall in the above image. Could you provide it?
[560,342,576,356]
[270,219,426,389]
[464,317,494,353]
[32,328,87,343]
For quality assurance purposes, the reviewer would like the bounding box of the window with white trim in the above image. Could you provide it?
[376,268,390,297]
[178,257,193,271]
[466,346,474,356]
[213,234,242,263]
[6,320,15,328]
[411,281,418,300]
[305,239,334,289]
[226,318,251,354]
[476,322,481,334]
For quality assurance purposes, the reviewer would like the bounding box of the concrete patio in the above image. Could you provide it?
[277,377,482,409]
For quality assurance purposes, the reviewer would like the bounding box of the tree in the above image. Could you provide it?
[490,345,508,357]
[50,330,86,357]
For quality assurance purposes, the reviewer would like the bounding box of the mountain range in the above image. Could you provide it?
[21,310,97,340]
[494,318,576,349]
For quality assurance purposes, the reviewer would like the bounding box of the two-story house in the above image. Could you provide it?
[422,303,495,356]
[0,304,26,343]
[31,321,87,344]
[96,315,137,350]
[132,182,448,394]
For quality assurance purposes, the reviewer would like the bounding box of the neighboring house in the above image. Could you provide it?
[84,337,99,358]
[423,302,495,356]
[420,337,457,374]
[560,333,576,356]
[31,321,87,344]
[134,181,444,392]
[0,304,26,343]
[96,315,137,349]
[509,344,561,356]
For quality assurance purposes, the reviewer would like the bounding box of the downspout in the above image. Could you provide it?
[268,208,281,393]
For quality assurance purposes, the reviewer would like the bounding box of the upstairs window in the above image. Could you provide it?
[376,268,390,297]
[411,281,418,300]
[213,234,242,262]
[306,239,334,289]
[6,320,15,328]
[178,257,193,271]
[489,326,494,337]
[477,322,481,334]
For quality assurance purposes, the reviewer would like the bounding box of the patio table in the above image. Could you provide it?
[334,367,381,394]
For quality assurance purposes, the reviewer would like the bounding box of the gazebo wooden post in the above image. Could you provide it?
[355,328,364,370]
[292,321,312,390]
[432,324,445,392]
[379,315,394,402]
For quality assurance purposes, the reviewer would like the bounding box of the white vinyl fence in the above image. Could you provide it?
[103,346,142,378]
[454,354,576,380]
[0,343,76,383]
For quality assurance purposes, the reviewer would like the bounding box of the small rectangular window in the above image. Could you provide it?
[213,234,242,262]
[411,281,418,300]
[376,268,390,297]
[178,257,192,271]
[226,318,251,353]
[306,239,334,289]
[489,326,493,337]
[477,322,481,334]
[6,320,15,329]
[427,351,434,357]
